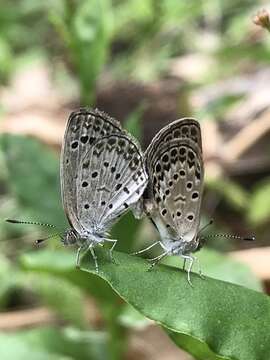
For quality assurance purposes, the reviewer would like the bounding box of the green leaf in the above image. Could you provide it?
[119,304,151,330]
[206,178,248,210]
[21,249,128,360]
[1,134,66,228]
[248,179,270,225]
[28,273,86,328]
[168,331,227,360]
[0,326,108,360]
[0,254,21,308]
[51,0,112,105]
[124,104,145,141]
[0,36,12,81]
[73,248,270,360]
[21,249,119,306]
[164,248,262,292]
[111,212,141,253]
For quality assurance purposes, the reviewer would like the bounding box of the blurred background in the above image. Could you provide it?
[0,0,270,359]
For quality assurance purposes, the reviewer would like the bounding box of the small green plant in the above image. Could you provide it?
[50,0,112,105]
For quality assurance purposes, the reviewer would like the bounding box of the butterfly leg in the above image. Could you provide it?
[76,245,85,268]
[130,241,161,256]
[181,255,194,286]
[104,238,117,263]
[182,258,187,271]
[193,255,205,279]
[89,245,99,273]
[147,251,169,271]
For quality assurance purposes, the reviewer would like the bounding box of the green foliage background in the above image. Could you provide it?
[0,0,270,359]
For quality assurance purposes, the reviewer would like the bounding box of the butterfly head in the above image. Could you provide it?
[61,228,78,245]
[180,236,200,254]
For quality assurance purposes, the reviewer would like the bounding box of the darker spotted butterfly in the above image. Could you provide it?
[133,118,254,285]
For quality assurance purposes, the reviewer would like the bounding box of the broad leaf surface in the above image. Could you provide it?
[21,248,269,359]
[75,248,270,360]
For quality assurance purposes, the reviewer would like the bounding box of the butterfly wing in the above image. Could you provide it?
[60,108,123,232]
[145,118,204,245]
[146,117,202,162]
[77,133,148,233]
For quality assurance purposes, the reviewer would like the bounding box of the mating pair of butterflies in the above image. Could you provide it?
[8,108,205,284]
[60,108,204,280]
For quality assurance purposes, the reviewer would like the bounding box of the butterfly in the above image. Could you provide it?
[134,117,204,285]
[134,117,255,285]
[7,108,148,270]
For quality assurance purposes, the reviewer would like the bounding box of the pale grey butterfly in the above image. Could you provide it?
[7,108,148,271]
[134,118,255,285]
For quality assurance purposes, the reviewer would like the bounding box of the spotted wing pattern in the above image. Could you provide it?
[60,108,123,232]
[77,134,148,233]
[146,118,202,163]
[145,118,204,244]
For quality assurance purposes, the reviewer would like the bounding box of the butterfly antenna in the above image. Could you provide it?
[35,233,60,245]
[6,219,56,228]
[203,233,255,241]
[198,219,214,235]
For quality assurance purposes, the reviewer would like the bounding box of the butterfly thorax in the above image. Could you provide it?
[152,212,199,255]
[61,228,106,246]
[160,235,199,256]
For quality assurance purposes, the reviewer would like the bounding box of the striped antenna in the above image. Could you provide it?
[203,233,255,241]
[198,219,213,235]
[35,233,60,245]
[6,219,56,228]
